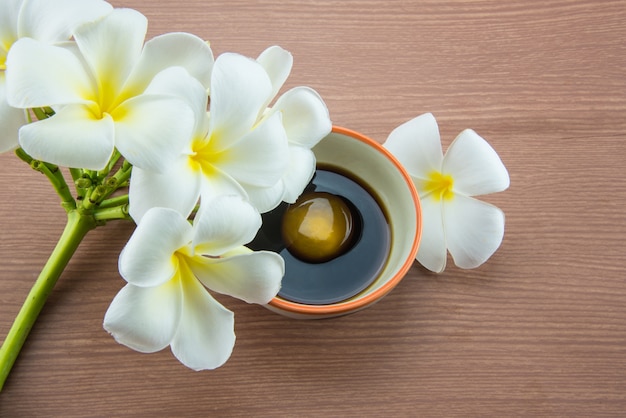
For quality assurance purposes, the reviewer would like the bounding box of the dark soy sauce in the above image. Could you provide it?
[249,166,391,305]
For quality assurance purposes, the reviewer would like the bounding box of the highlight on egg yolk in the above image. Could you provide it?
[281,192,357,263]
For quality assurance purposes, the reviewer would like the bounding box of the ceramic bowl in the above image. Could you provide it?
[265,126,421,319]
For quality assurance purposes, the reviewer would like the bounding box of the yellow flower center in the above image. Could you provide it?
[188,134,226,175]
[424,171,455,201]
[89,68,136,120]
[98,79,118,114]
[1,40,12,70]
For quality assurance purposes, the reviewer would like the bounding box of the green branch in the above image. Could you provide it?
[2,146,133,391]
[15,149,76,211]
[94,204,130,222]
[97,194,129,209]
[0,210,96,391]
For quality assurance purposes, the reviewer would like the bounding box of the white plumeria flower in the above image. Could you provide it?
[384,113,509,273]
[5,7,214,170]
[128,52,293,221]
[103,196,285,370]
[0,0,112,153]
[254,45,332,206]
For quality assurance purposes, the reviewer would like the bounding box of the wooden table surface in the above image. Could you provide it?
[1,0,625,416]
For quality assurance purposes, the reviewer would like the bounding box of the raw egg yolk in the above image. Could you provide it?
[282,192,356,263]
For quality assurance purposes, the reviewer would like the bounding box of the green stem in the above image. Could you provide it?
[97,150,122,180]
[0,210,96,391]
[94,204,130,222]
[69,168,84,183]
[15,149,76,211]
[31,107,48,121]
[98,194,129,209]
[34,162,75,211]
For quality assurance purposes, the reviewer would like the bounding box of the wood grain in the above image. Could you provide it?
[1,0,625,416]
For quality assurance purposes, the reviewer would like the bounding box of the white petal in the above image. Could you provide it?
[171,272,235,371]
[144,66,209,138]
[208,53,272,148]
[217,111,289,187]
[119,207,193,287]
[0,74,27,152]
[0,0,21,45]
[241,180,286,213]
[18,104,114,170]
[192,195,262,255]
[257,45,292,102]
[270,86,331,148]
[384,113,443,180]
[415,195,447,273]
[128,158,201,222]
[112,94,194,172]
[17,0,112,41]
[189,248,284,304]
[73,8,146,101]
[6,38,93,108]
[281,145,316,203]
[199,164,249,203]
[443,129,510,196]
[103,279,181,353]
[128,32,213,93]
[443,194,505,269]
